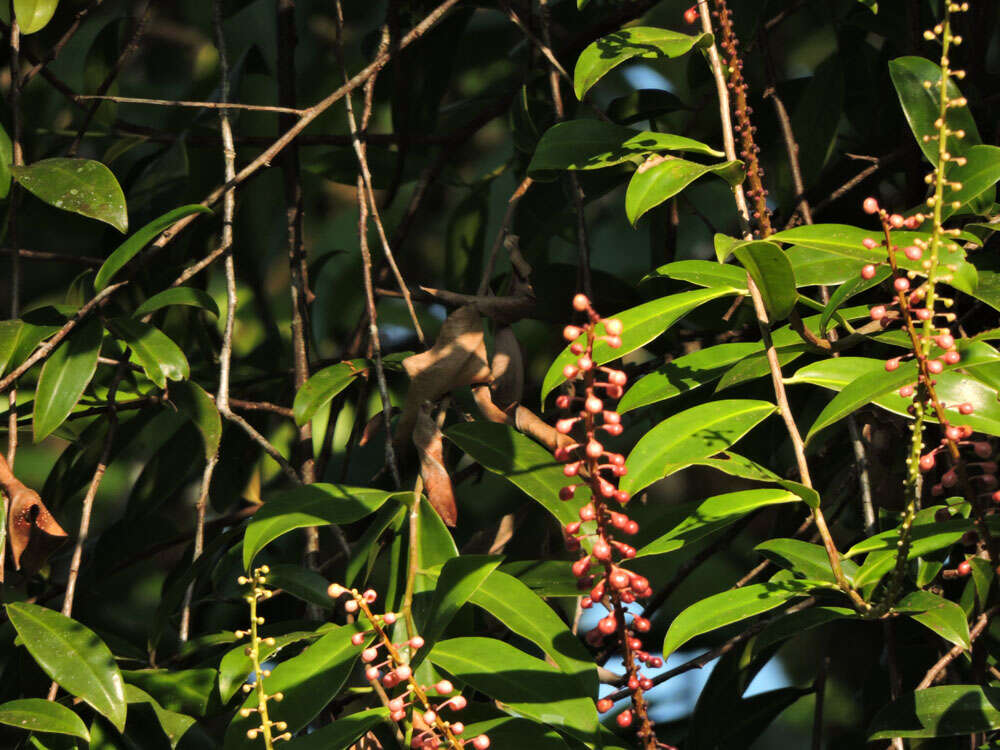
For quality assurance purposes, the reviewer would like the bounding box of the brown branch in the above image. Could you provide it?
[74,94,305,114]
[0,247,104,266]
[916,606,999,689]
[20,0,103,86]
[478,177,533,296]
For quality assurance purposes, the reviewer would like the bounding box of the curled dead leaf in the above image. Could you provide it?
[414,403,457,526]
[0,453,67,578]
[490,326,524,409]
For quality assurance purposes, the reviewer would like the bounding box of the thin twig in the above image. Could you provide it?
[20,0,103,85]
[68,2,153,156]
[477,177,533,296]
[0,247,104,266]
[916,607,999,689]
[74,94,304,114]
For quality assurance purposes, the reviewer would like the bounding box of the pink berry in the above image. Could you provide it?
[683,5,699,23]
[362,648,378,662]
[993,490,1000,503]
[604,319,623,336]
[927,360,944,374]
[586,396,604,413]
[863,197,879,214]
[409,636,425,649]
[436,680,454,694]
[862,238,879,250]
[472,735,491,750]
[937,333,955,349]
[605,336,622,349]
[577,356,593,371]
[919,454,936,472]
[899,384,914,398]
[423,710,437,724]
[861,264,877,279]
[957,560,972,576]
[946,426,963,441]
[450,696,468,710]
[917,308,933,320]
[959,403,974,415]
[352,633,366,646]
[893,277,910,292]
[885,358,901,372]
[608,370,628,386]
[586,440,604,458]
[870,305,887,320]
[345,599,359,613]
[395,665,412,680]
[388,698,405,712]
[366,667,380,681]
[904,246,922,261]
[890,214,905,228]
[944,351,961,365]
[390,709,406,722]
[572,294,589,311]
[562,364,578,379]
[563,325,581,341]
[383,612,397,625]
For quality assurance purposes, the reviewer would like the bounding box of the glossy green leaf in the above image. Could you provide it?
[638,489,800,558]
[243,485,401,569]
[283,708,388,750]
[940,144,1000,220]
[623,399,776,495]
[714,344,808,393]
[5,603,126,731]
[790,356,1000,438]
[732,241,797,320]
[692,452,820,507]
[755,538,858,585]
[13,0,60,34]
[820,266,890,335]
[889,56,980,164]
[94,205,212,290]
[626,158,744,225]
[0,320,21,376]
[265,564,336,610]
[461,716,570,750]
[168,381,221,461]
[847,517,977,558]
[897,590,971,650]
[0,699,89,741]
[468,570,597,696]
[528,119,722,178]
[421,556,503,647]
[107,317,189,389]
[771,224,976,293]
[429,637,598,744]
[293,359,366,426]
[132,287,220,319]
[663,581,812,657]
[620,342,761,413]
[122,668,215,717]
[857,0,877,11]
[33,318,102,442]
[805,341,1000,441]
[12,158,128,233]
[224,626,360,749]
[446,422,581,525]
[644,259,749,290]
[868,686,1000,739]
[541,287,740,403]
[123,685,193,749]
[0,122,11,198]
[574,27,713,98]
[751,606,855,658]
[217,630,320,703]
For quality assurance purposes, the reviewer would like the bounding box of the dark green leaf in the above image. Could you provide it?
[625,158,744,225]
[889,56,980,164]
[638,489,799,558]
[940,144,1000,220]
[217,630,321,703]
[574,27,713,98]
[429,637,598,744]
[33,318,102,442]
[820,266,890,335]
[732,241,797,320]
[94,205,212,290]
[692,452,820,507]
[421,555,503,647]
[264,564,335,611]
[12,158,128,233]
[132,287,219,319]
[292,360,366,426]
[528,119,722,178]
[461,717,570,750]
[123,685,193,749]
[541,287,740,403]
[622,399,776,495]
[107,317,189,389]
[5,603,126,731]
[897,590,971,650]
[663,581,813,657]
[869,686,1000,739]
[168,381,221,461]
[0,699,89,741]
[0,122,11,198]
[644,259,748,290]
[243,485,401,569]
[755,538,857,585]
[121,668,216,717]
[283,708,388,750]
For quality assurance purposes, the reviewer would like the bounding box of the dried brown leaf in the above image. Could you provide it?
[414,404,457,527]
[0,454,67,577]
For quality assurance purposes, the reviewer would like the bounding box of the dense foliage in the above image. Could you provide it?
[2,0,1000,747]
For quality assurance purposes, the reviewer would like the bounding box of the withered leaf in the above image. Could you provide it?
[414,404,457,527]
[0,453,67,577]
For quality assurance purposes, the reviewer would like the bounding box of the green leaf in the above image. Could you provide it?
[421,556,503,647]
[889,56,980,165]
[445,422,582,526]
[820,266,890,335]
[0,122,12,198]
[106,318,189,389]
[243,485,400,569]
[122,668,216,717]
[429,637,598,744]
[224,626,361,749]
[751,606,855,658]
[714,344,807,393]
[574,27,713,99]
[13,0,60,34]
[644,259,749,290]
[622,399,776,495]
[5,603,126,732]
[528,119,722,178]
[857,0,877,11]
[265,564,337,610]
[662,581,812,657]
[897,590,971,650]
[755,539,858,585]
[732,241,797,320]
[847,517,975,558]
[692,452,820,508]
[33,318,102,442]
[940,144,1000,220]
[625,158,744,225]
[293,359,366,426]
[217,630,320,703]
[541,287,740,403]
[805,341,1000,441]
[168,381,221,461]
[132,287,220,319]
[283,708,388,750]
[0,699,89,741]
[461,717,570,750]
[94,205,212,290]
[12,158,128,233]
[0,320,21,376]
[620,342,761,413]
[468,571,598,697]
[123,685,193,749]
[868,686,1000,739]
[638,489,800,558]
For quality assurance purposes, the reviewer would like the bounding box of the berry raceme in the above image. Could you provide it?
[553,296,658,748]
[327,584,487,750]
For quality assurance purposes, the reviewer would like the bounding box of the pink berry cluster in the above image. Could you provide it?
[554,294,658,747]
[328,584,488,750]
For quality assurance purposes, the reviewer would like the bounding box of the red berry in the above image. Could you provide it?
[944,351,961,365]
[959,403,975,415]
[597,698,613,713]
[683,5,699,24]
[598,616,617,635]
[861,264,877,280]
[885,357,901,372]
[586,396,604,413]
[586,440,604,458]
[957,560,972,576]
[862,237,879,250]
[578,356,594,371]
[919,454,936,472]
[904,245,923,260]
[863,197,880,214]
[937,333,955,349]
[927,359,944,374]
[946,426,963,441]
[559,486,576,501]
[975,442,993,458]
[870,305,887,320]
[893,277,910,292]
[890,214,905,228]
[592,540,612,561]
[610,570,629,589]
[562,364,578,379]
[942,470,958,487]
[616,710,634,728]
